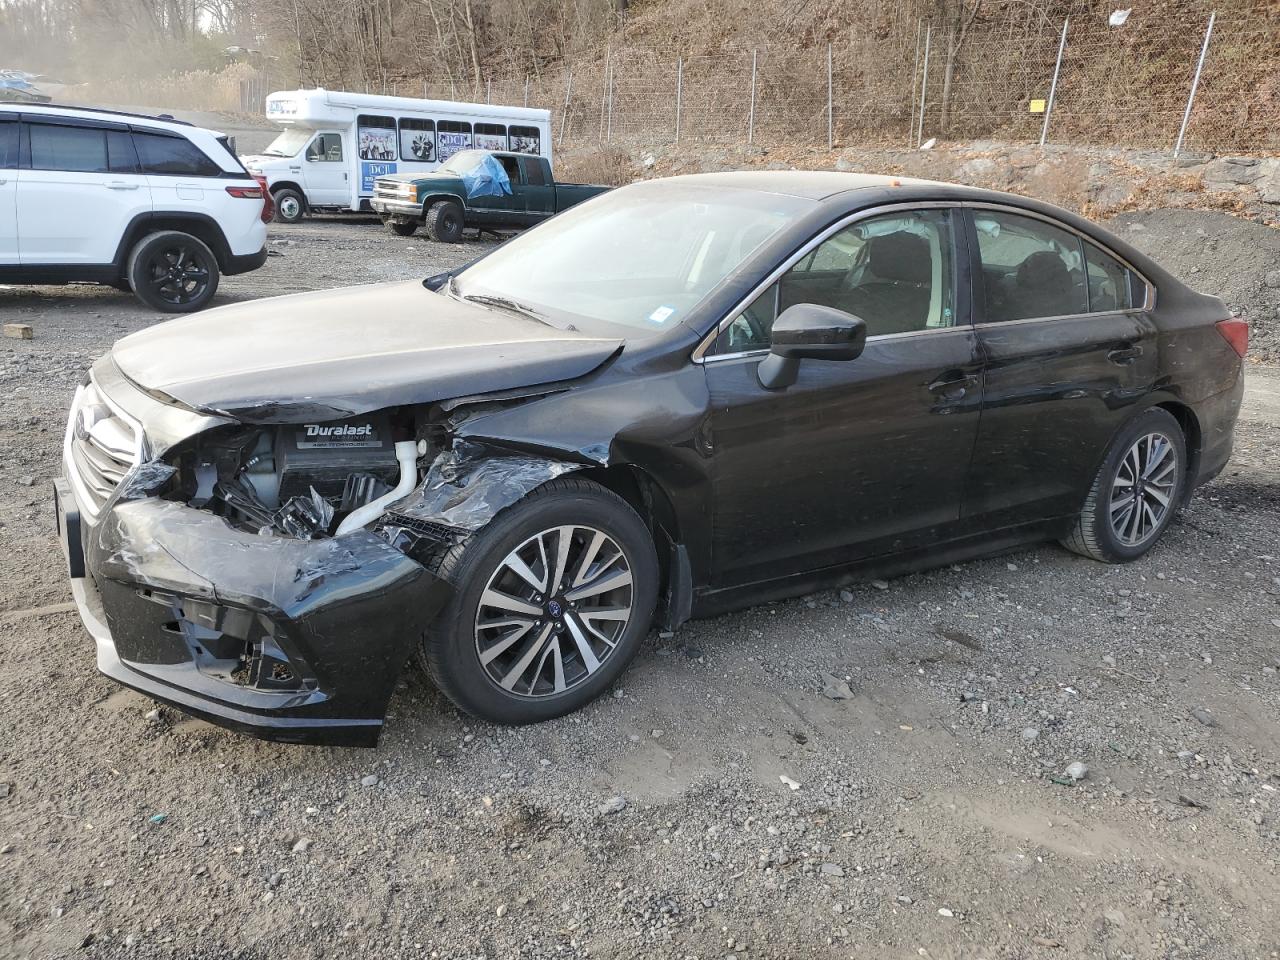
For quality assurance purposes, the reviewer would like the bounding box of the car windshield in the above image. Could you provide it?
[439,150,488,174]
[455,182,810,335]
[262,128,312,157]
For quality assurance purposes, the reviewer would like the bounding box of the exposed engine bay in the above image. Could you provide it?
[170,413,430,541]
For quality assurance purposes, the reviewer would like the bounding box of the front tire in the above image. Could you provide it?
[126,231,219,313]
[1063,407,1187,563]
[420,477,659,724]
[273,187,306,224]
[387,219,419,237]
[424,200,464,243]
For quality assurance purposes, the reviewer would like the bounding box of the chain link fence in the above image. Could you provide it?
[383,5,1278,157]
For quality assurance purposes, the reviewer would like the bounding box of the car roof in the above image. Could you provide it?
[654,170,951,201]
[0,101,214,136]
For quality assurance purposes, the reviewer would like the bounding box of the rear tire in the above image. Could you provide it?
[387,219,418,237]
[419,477,658,724]
[1062,407,1186,563]
[126,231,220,314]
[273,187,306,224]
[424,201,464,243]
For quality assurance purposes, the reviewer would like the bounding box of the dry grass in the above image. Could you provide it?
[555,145,636,186]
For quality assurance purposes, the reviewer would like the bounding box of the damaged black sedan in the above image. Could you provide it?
[55,172,1246,746]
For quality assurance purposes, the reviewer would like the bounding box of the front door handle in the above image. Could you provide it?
[106,181,139,190]
[928,371,978,401]
[1108,345,1142,365]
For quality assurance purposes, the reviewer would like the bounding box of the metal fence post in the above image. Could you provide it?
[749,50,758,145]
[523,75,529,107]
[916,24,931,147]
[606,54,615,143]
[1040,16,1069,146]
[908,19,921,148]
[826,43,834,150]
[675,58,683,143]
[1174,11,1216,158]
[486,78,491,104]
[599,47,609,141]
[559,70,573,143]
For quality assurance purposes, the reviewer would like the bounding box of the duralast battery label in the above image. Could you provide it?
[296,424,382,449]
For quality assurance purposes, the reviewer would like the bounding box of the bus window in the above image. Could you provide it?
[399,117,435,162]
[475,123,507,151]
[437,121,473,162]
[508,125,541,155]
[357,115,396,161]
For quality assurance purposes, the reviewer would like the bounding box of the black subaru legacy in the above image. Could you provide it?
[55,172,1247,746]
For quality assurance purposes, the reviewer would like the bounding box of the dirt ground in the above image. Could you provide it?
[1,212,1278,960]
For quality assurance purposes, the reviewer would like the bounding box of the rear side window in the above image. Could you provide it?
[973,211,1089,322]
[133,132,222,176]
[521,156,548,186]
[107,130,139,173]
[508,125,540,155]
[398,118,434,161]
[29,123,110,173]
[0,118,16,169]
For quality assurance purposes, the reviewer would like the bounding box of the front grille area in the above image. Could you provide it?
[66,381,142,518]
[373,180,415,202]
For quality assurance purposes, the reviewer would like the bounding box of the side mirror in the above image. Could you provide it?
[757,303,867,390]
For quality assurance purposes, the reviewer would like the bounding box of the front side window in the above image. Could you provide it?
[714,209,957,354]
[29,123,109,174]
[306,132,344,162]
[973,210,1089,321]
[398,119,433,161]
[133,133,222,176]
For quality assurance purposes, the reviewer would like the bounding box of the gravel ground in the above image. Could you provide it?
[1,213,1278,960]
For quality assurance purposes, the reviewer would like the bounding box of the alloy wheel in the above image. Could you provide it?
[1109,431,1178,546]
[474,525,633,698]
[146,245,210,306]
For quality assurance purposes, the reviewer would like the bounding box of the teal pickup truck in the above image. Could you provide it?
[370,149,609,242]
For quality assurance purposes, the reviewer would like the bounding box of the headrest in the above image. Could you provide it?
[1016,250,1071,292]
[868,231,930,283]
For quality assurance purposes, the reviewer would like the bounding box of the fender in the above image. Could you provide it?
[111,211,234,272]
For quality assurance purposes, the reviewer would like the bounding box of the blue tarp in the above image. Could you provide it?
[460,153,512,200]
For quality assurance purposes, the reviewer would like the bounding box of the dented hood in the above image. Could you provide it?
[109,281,623,423]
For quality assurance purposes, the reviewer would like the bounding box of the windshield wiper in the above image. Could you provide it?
[460,293,549,324]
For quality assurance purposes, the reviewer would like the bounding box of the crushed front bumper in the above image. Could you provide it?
[55,480,451,747]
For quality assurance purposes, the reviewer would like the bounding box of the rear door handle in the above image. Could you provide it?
[1108,345,1142,364]
[106,181,139,190]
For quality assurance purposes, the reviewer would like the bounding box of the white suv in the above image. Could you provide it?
[0,103,268,312]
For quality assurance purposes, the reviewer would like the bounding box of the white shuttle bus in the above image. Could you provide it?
[242,89,552,223]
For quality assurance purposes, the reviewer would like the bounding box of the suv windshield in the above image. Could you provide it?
[455,182,809,335]
[262,128,312,157]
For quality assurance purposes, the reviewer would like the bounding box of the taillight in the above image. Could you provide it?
[254,175,274,223]
[225,185,262,199]
[1215,318,1248,358]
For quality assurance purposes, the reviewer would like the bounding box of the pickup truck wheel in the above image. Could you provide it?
[424,201,464,243]
[387,219,418,237]
[273,188,306,224]
[419,477,659,724]
[126,231,220,313]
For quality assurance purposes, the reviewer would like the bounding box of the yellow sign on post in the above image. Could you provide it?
[1029,98,1047,114]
